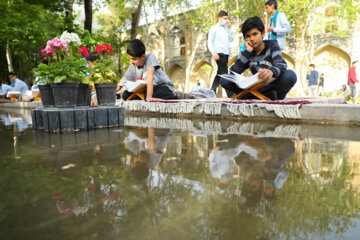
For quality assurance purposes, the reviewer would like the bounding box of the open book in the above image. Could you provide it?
[23,90,40,99]
[121,80,147,93]
[6,91,21,98]
[218,72,275,89]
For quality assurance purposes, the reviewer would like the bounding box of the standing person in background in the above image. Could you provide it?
[317,73,325,96]
[264,0,292,51]
[306,64,319,98]
[208,10,234,97]
[345,61,359,104]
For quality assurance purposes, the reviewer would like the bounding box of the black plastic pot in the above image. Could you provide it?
[38,84,55,108]
[86,85,92,106]
[51,83,78,108]
[95,83,117,106]
[76,83,89,106]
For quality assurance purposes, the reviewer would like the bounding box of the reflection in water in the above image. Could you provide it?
[1,110,360,239]
[0,109,32,132]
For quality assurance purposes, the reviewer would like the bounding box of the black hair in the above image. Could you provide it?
[309,64,315,68]
[241,16,265,36]
[85,53,100,62]
[218,10,228,18]
[265,0,278,10]
[8,72,15,77]
[42,59,48,65]
[127,39,146,57]
[352,61,358,66]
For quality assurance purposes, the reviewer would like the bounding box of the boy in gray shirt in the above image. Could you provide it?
[118,39,180,100]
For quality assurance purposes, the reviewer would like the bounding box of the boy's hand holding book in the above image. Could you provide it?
[258,68,274,83]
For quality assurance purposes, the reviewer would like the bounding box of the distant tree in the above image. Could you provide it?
[84,0,93,33]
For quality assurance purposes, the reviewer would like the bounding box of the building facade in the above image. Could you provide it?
[138,5,359,94]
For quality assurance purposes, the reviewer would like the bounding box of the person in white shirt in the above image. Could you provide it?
[207,10,234,97]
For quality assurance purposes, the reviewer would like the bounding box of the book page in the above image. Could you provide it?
[7,91,21,98]
[218,72,260,89]
[219,72,276,89]
[124,80,147,92]
[237,73,260,89]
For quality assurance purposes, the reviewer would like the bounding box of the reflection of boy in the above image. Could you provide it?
[209,135,258,185]
[118,39,179,100]
[220,17,297,100]
[236,137,294,206]
[125,127,173,180]
[86,53,100,105]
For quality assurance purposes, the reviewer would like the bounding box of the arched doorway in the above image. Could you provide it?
[282,52,295,70]
[314,44,351,92]
[190,60,213,89]
[167,64,186,91]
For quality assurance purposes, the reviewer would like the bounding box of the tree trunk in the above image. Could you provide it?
[6,41,14,73]
[84,0,92,33]
[185,23,202,92]
[161,0,168,69]
[65,0,74,31]
[130,0,143,40]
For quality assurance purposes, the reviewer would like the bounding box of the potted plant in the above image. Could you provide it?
[61,32,92,106]
[89,44,119,106]
[34,34,90,108]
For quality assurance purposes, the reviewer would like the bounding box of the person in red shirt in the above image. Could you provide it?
[345,61,358,104]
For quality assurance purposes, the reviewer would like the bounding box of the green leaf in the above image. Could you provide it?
[54,75,67,83]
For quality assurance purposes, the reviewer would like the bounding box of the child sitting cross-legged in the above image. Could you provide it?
[118,39,190,100]
[220,16,297,100]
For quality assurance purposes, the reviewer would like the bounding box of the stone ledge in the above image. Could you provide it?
[118,100,360,126]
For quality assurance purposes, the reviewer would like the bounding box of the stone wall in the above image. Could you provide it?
[139,10,359,94]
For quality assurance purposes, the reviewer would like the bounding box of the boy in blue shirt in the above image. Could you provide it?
[265,0,292,50]
[306,64,319,97]
[220,16,297,100]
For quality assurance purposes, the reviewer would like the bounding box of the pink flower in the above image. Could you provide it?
[46,38,68,52]
[95,44,106,53]
[78,46,89,57]
[41,48,55,57]
[47,49,55,57]
[95,44,114,55]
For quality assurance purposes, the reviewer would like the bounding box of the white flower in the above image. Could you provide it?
[60,31,81,46]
